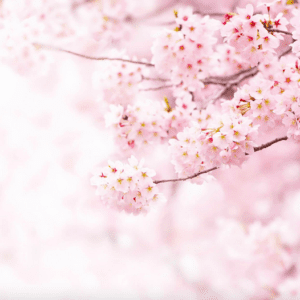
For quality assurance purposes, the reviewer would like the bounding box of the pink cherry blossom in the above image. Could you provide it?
[91,155,165,215]
[169,110,259,184]
[151,8,220,97]
[221,4,285,67]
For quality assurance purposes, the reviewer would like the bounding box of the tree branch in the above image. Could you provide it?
[279,47,293,59]
[253,136,288,152]
[154,167,219,184]
[267,28,293,36]
[33,43,155,67]
[194,11,225,17]
[204,66,258,85]
[207,67,259,103]
[139,84,174,91]
[142,76,169,82]
[154,136,288,184]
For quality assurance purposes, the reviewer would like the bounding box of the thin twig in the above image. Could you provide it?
[33,43,155,67]
[189,91,195,102]
[209,67,259,102]
[154,167,219,184]
[152,20,176,26]
[204,44,293,99]
[154,136,288,184]
[205,66,257,84]
[139,84,173,91]
[142,76,169,82]
[194,11,225,17]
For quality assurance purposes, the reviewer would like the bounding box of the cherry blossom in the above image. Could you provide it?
[290,8,300,56]
[104,98,168,152]
[169,111,259,184]
[92,50,146,106]
[0,15,51,75]
[73,0,132,44]
[91,155,165,215]
[221,4,284,67]
[151,8,220,96]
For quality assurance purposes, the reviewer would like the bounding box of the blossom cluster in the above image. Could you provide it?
[225,55,300,140]
[0,16,51,75]
[272,57,300,141]
[221,4,287,67]
[169,112,259,184]
[165,93,204,136]
[151,7,220,94]
[104,99,168,151]
[290,8,300,56]
[213,44,252,76]
[248,0,298,19]
[104,93,220,153]
[74,0,132,44]
[0,0,145,75]
[0,0,77,75]
[90,156,164,215]
[224,74,280,130]
[93,52,146,106]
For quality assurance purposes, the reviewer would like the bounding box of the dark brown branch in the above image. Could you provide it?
[140,66,259,98]
[268,29,293,36]
[189,91,195,102]
[204,34,291,86]
[154,136,288,184]
[204,44,294,99]
[237,68,259,82]
[210,84,233,103]
[209,67,259,102]
[202,80,227,86]
[154,167,219,184]
[279,47,293,59]
[33,43,155,67]
[205,66,257,84]
[253,136,288,152]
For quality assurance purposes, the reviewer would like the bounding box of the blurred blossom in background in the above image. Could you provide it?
[1,0,300,299]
